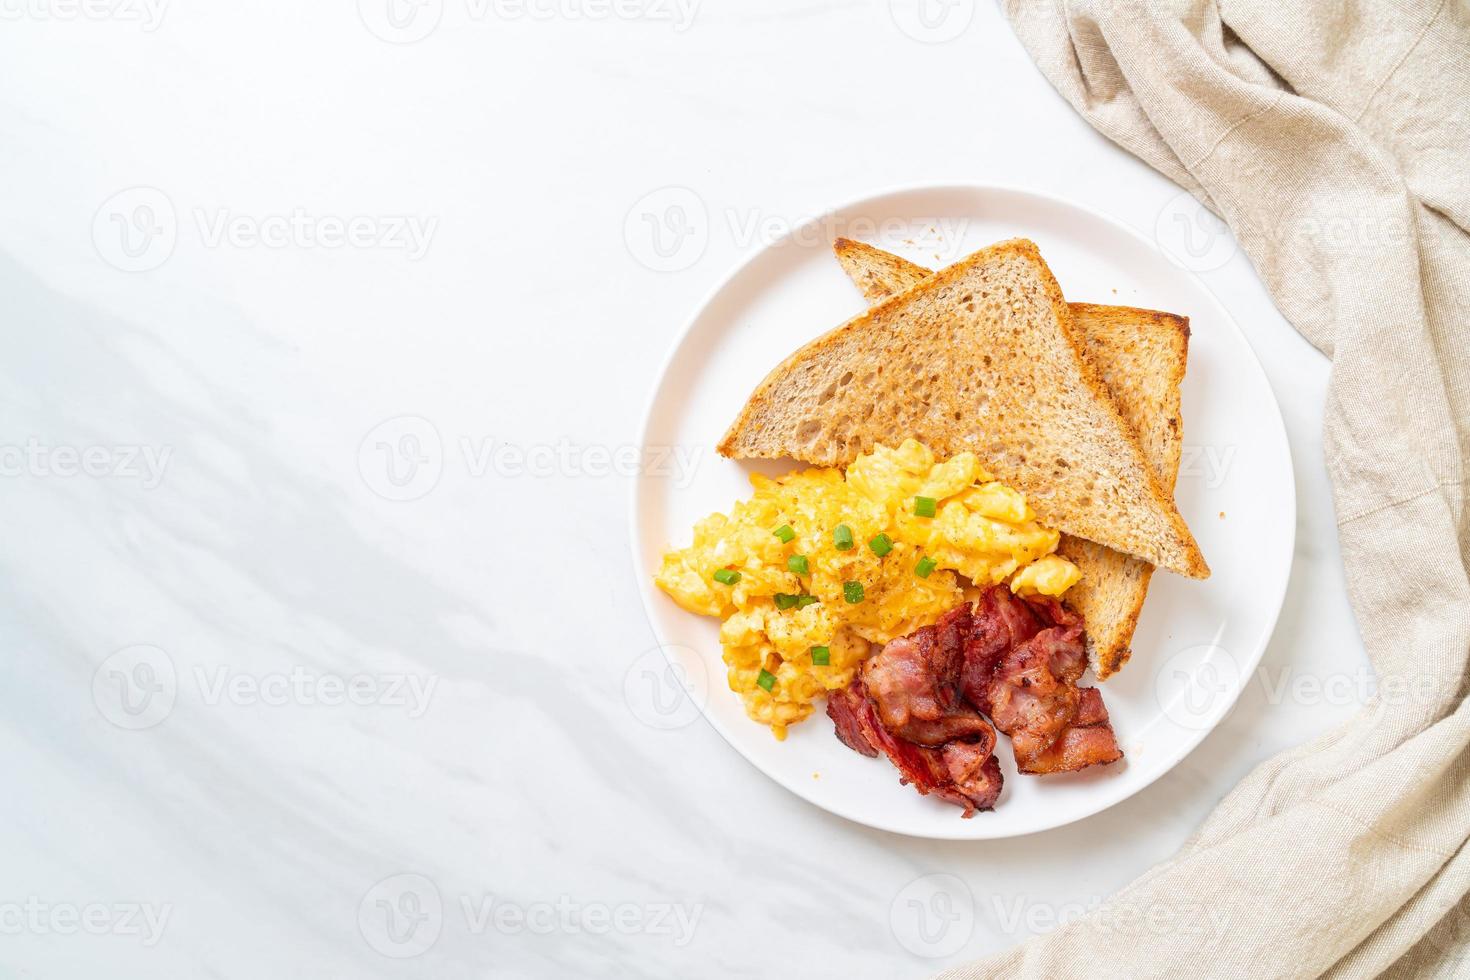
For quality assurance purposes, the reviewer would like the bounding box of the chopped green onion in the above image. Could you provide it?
[914,557,937,579]
[811,646,831,666]
[796,595,819,608]
[774,593,799,610]
[868,533,893,557]
[757,669,776,691]
[787,555,810,575]
[713,568,741,585]
[773,524,795,543]
[843,581,865,604]
[914,496,937,518]
[833,524,855,550]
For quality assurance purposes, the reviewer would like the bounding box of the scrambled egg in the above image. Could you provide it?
[655,439,1080,737]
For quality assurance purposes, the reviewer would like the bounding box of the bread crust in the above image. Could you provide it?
[829,239,1196,678]
[719,238,1208,580]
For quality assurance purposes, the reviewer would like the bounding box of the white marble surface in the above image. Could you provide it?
[0,3,1364,977]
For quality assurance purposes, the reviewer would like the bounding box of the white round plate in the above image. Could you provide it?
[630,184,1294,839]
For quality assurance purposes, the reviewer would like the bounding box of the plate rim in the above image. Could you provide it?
[628,180,1296,840]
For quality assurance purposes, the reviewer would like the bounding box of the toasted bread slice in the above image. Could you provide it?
[832,238,1190,678]
[719,238,1208,581]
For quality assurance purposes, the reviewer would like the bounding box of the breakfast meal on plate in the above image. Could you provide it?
[654,236,1205,817]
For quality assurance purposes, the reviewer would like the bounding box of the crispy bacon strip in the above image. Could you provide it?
[959,584,1047,713]
[1020,688,1123,774]
[987,622,1085,761]
[827,586,1121,815]
[938,740,1005,813]
[826,680,880,758]
[963,587,1124,775]
[826,681,1002,815]
[861,607,994,746]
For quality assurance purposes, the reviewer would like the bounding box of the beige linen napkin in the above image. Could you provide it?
[940,1,1470,977]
